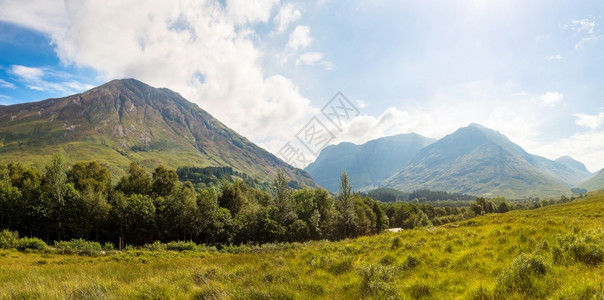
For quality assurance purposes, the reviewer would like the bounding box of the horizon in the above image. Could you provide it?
[1,1,604,172]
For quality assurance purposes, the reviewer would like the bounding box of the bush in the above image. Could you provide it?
[327,257,354,275]
[54,239,102,255]
[0,229,19,249]
[144,241,167,251]
[102,242,114,251]
[17,237,48,251]
[568,241,604,265]
[402,254,420,269]
[358,264,399,298]
[379,254,397,266]
[407,282,432,299]
[166,241,198,252]
[391,236,402,249]
[495,254,548,297]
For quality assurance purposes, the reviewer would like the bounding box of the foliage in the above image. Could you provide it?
[0,229,19,249]
[54,239,102,256]
[16,237,48,251]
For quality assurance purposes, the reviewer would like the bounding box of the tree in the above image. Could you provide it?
[272,170,297,232]
[67,161,112,194]
[336,172,357,238]
[0,169,22,230]
[218,181,247,216]
[413,211,432,228]
[151,165,178,198]
[124,194,156,245]
[42,153,68,240]
[77,187,111,240]
[116,162,151,196]
[164,182,199,240]
[372,202,388,233]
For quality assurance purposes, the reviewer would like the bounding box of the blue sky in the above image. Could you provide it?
[1,0,604,171]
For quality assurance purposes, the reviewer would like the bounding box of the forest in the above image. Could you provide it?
[0,154,400,247]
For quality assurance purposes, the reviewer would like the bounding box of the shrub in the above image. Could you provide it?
[17,237,48,251]
[102,242,114,251]
[495,254,548,297]
[402,254,420,269]
[54,239,102,255]
[144,241,166,251]
[552,246,564,264]
[568,241,604,265]
[407,281,432,299]
[327,257,354,275]
[359,264,399,298]
[166,241,198,252]
[379,254,397,266]
[0,229,19,249]
[391,236,402,249]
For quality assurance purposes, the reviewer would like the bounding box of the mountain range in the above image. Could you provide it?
[307,123,598,198]
[0,79,315,186]
[305,133,434,192]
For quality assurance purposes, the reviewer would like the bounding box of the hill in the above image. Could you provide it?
[384,124,571,198]
[0,79,314,186]
[2,192,603,299]
[305,133,434,192]
[579,168,604,191]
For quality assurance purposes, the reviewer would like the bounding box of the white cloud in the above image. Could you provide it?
[357,100,368,108]
[0,0,321,158]
[226,0,279,25]
[272,3,301,35]
[9,65,94,94]
[0,0,67,34]
[287,25,312,50]
[564,17,603,49]
[574,112,604,130]
[568,18,597,34]
[544,54,562,60]
[10,65,43,81]
[540,92,563,106]
[296,52,333,69]
[0,79,16,89]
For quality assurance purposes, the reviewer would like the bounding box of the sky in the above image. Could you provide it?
[1,0,604,172]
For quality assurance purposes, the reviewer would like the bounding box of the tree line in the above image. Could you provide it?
[0,154,389,247]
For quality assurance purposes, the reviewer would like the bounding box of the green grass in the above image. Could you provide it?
[2,193,604,299]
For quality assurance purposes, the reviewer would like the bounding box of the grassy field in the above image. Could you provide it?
[2,193,604,299]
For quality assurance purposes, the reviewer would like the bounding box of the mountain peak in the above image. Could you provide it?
[0,79,316,187]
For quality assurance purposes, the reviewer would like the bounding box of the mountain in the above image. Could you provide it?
[305,133,434,192]
[0,79,315,186]
[383,124,571,198]
[550,156,593,185]
[578,168,604,191]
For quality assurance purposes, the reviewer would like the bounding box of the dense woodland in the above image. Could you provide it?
[0,154,392,247]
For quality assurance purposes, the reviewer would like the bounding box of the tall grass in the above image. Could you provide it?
[1,193,604,299]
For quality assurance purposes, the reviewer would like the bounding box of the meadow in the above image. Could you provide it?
[1,192,604,299]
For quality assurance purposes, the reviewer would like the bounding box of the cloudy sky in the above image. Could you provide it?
[1,0,604,171]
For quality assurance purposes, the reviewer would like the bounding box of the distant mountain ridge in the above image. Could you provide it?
[305,133,434,192]
[0,79,315,186]
[579,168,604,191]
[308,123,596,198]
[384,124,573,198]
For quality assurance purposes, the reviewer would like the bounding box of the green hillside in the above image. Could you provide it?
[579,168,604,191]
[2,192,604,299]
[0,79,315,186]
